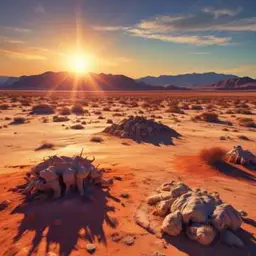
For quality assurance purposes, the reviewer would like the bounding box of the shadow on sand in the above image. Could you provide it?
[162,228,256,256]
[11,186,120,256]
[213,161,256,182]
[132,129,181,146]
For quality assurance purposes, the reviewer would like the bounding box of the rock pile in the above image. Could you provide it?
[224,145,256,165]
[103,116,180,141]
[138,181,244,247]
[23,152,113,198]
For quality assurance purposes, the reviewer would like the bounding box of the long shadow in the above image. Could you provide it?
[11,186,119,256]
[163,228,256,256]
[213,161,256,182]
[243,217,256,228]
[133,128,181,146]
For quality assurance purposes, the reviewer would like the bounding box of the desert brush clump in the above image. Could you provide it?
[90,136,104,143]
[35,142,55,151]
[58,107,71,115]
[31,104,55,115]
[53,115,69,122]
[9,116,26,125]
[195,112,220,123]
[199,147,226,165]
[238,117,255,128]
[71,104,85,115]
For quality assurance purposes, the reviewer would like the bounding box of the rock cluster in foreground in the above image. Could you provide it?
[23,153,113,198]
[137,181,245,247]
[225,145,256,165]
[103,116,180,141]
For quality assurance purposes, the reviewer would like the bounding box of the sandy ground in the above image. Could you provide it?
[0,91,255,256]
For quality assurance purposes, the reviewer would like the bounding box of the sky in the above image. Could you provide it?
[0,0,256,78]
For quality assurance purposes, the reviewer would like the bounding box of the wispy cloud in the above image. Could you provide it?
[0,40,50,61]
[202,6,242,18]
[0,36,26,45]
[4,26,31,33]
[190,51,210,55]
[94,6,256,45]
[34,3,45,14]
[0,49,47,60]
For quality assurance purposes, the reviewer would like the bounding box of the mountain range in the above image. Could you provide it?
[210,76,256,90]
[137,72,238,87]
[0,72,187,91]
[0,72,255,91]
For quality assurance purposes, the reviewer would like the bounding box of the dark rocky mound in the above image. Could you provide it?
[210,77,256,90]
[103,116,181,145]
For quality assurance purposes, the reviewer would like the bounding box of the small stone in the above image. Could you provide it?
[123,235,135,246]
[111,232,122,242]
[86,243,96,253]
[238,210,247,217]
[114,176,122,181]
[153,252,166,256]
[120,192,129,198]
[0,200,11,209]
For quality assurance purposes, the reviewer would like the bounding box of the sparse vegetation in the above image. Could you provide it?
[53,115,69,122]
[90,136,104,143]
[195,112,219,123]
[31,104,55,115]
[71,104,84,115]
[0,104,9,110]
[59,107,71,115]
[10,116,26,125]
[238,117,255,127]
[199,147,226,165]
[70,124,84,130]
[35,142,55,151]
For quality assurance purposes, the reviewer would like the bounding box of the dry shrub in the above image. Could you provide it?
[53,115,69,122]
[0,104,9,110]
[31,104,55,115]
[71,104,84,115]
[35,142,54,151]
[167,105,184,114]
[70,124,84,130]
[90,136,104,143]
[235,108,252,115]
[10,116,26,125]
[199,147,226,165]
[59,107,71,115]
[197,112,219,123]
[103,107,111,111]
[238,117,255,127]
[191,104,203,110]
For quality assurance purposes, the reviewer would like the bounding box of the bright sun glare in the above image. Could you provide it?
[69,54,90,74]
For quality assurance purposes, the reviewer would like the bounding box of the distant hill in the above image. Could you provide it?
[209,77,256,90]
[1,71,188,91]
[137,72,238,87]
[0,76,19,87]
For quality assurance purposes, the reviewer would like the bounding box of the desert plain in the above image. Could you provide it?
[0,90,255,256]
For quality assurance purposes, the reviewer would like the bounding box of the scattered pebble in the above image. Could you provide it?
[120,192,130,198]
[0,200,11,210]
[123,235,135,246]
[86,243,96,253]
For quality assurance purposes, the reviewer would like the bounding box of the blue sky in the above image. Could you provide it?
[0,0,255,78]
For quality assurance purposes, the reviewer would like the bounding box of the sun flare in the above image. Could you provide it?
[68,54,91,74]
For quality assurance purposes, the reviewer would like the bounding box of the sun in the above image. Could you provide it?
[68,54,90,74]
